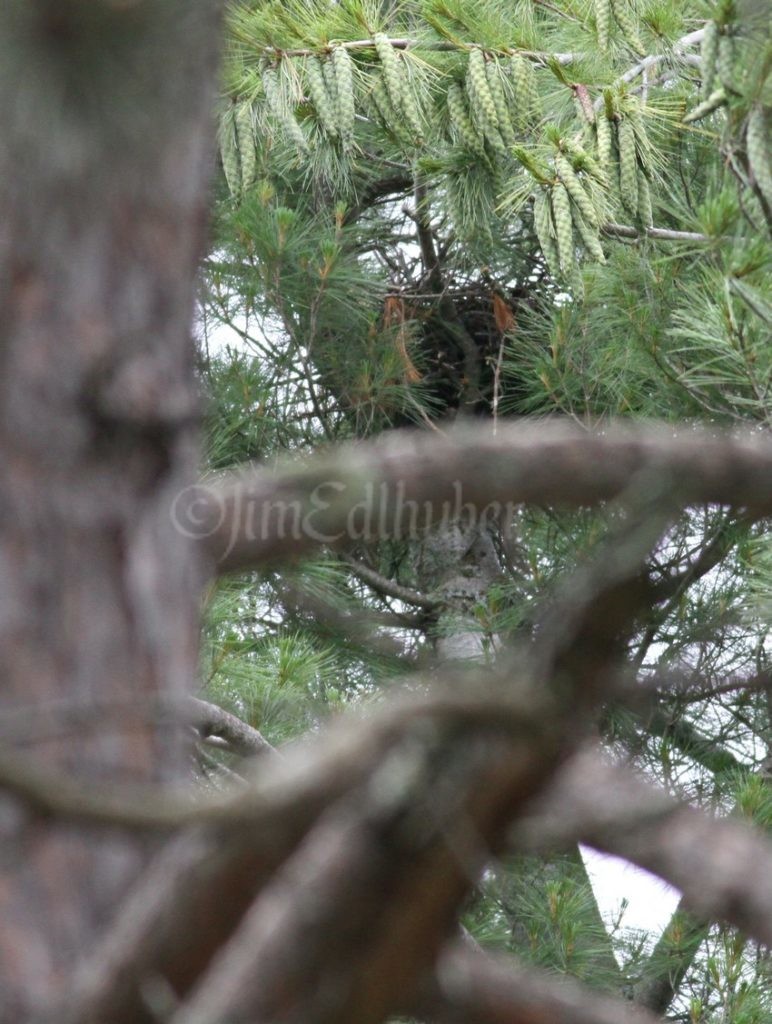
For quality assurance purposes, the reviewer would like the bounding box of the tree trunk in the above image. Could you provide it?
[0,3,220,1016]
[415,521,501,662]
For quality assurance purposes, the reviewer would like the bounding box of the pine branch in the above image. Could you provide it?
[511,746,772,946]
[341,553,440,610]
[254,26,704,77]
[195,423,772,571]
[276,576,424,650]
[649,515,737,604]
[532,484,674,705]
[634,515,738,665]
[72,681,569,1024]
[254,37,579,64]
[617,27,706,87]
[48,654,772,1023]
[530,0,582,22]
[602,221,713,243]
[190,698,277,758]
[588,26,706,115]
[644,707,744,776]
[634,899,707,1014]
[414,942,664,1024]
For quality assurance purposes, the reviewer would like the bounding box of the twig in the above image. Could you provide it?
[591,26,706,112]
[617,27,706,87]
[602,221,712,243]
[491,333,506,437]
[341,553,440,610]
[530,0,581,22]
[252,36,579,64]
[634,515,737,666]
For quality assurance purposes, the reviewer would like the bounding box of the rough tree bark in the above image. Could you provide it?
[415,522,501,662]
[0,3,220,1017]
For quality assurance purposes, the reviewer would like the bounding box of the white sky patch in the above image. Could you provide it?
[583,846,680,937]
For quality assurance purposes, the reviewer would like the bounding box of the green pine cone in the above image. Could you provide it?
[747,104,772,210]
[550,181,575,275]
[264,68,309,156]
[595,0,612,51]
[235,101,256,192]
[621,96,653,173]
[700,20,719,100]
[285,113,310,155]
[372,37,422,141]
[533,190,561,278]
[485,125,509,157]
[617,116,639,217]
[374,33,404,112]
[306,57,339,138]
[683,88,727,124]
[716,33,735,93]
[369,74,393,124]
[609,0,646,56]
[563,139,608,187]
[555,153,599,229]
[466,49,500,142]
[637,166,653,227]
[400,84,424,142]
[572,206,606,263]
[486,59,517,148]
[447,81,485,154]
[510,54,539,128]
[332,45,356,144]
[322,58,339,112]
[528,64,541,122]
[219,109,242,197]
[261,66,281,116]
[370,74,411,145]
[262,66,305,154]
[595,111,614,179]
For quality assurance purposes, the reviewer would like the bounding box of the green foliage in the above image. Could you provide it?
[201,579,339,742]
[197,1,772,1017]
[470,853,624,990]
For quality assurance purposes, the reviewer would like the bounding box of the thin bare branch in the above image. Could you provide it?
[617,28,706,86]
[602,221,713,243]
[341,553,440,610]
[251,36,579,63]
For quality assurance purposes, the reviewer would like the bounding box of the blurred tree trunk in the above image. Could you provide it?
[0,3,219,1016]
[416,522,501,662]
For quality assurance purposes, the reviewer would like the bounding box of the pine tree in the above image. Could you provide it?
[195,1,772,1020]
[1,2,770,1022]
